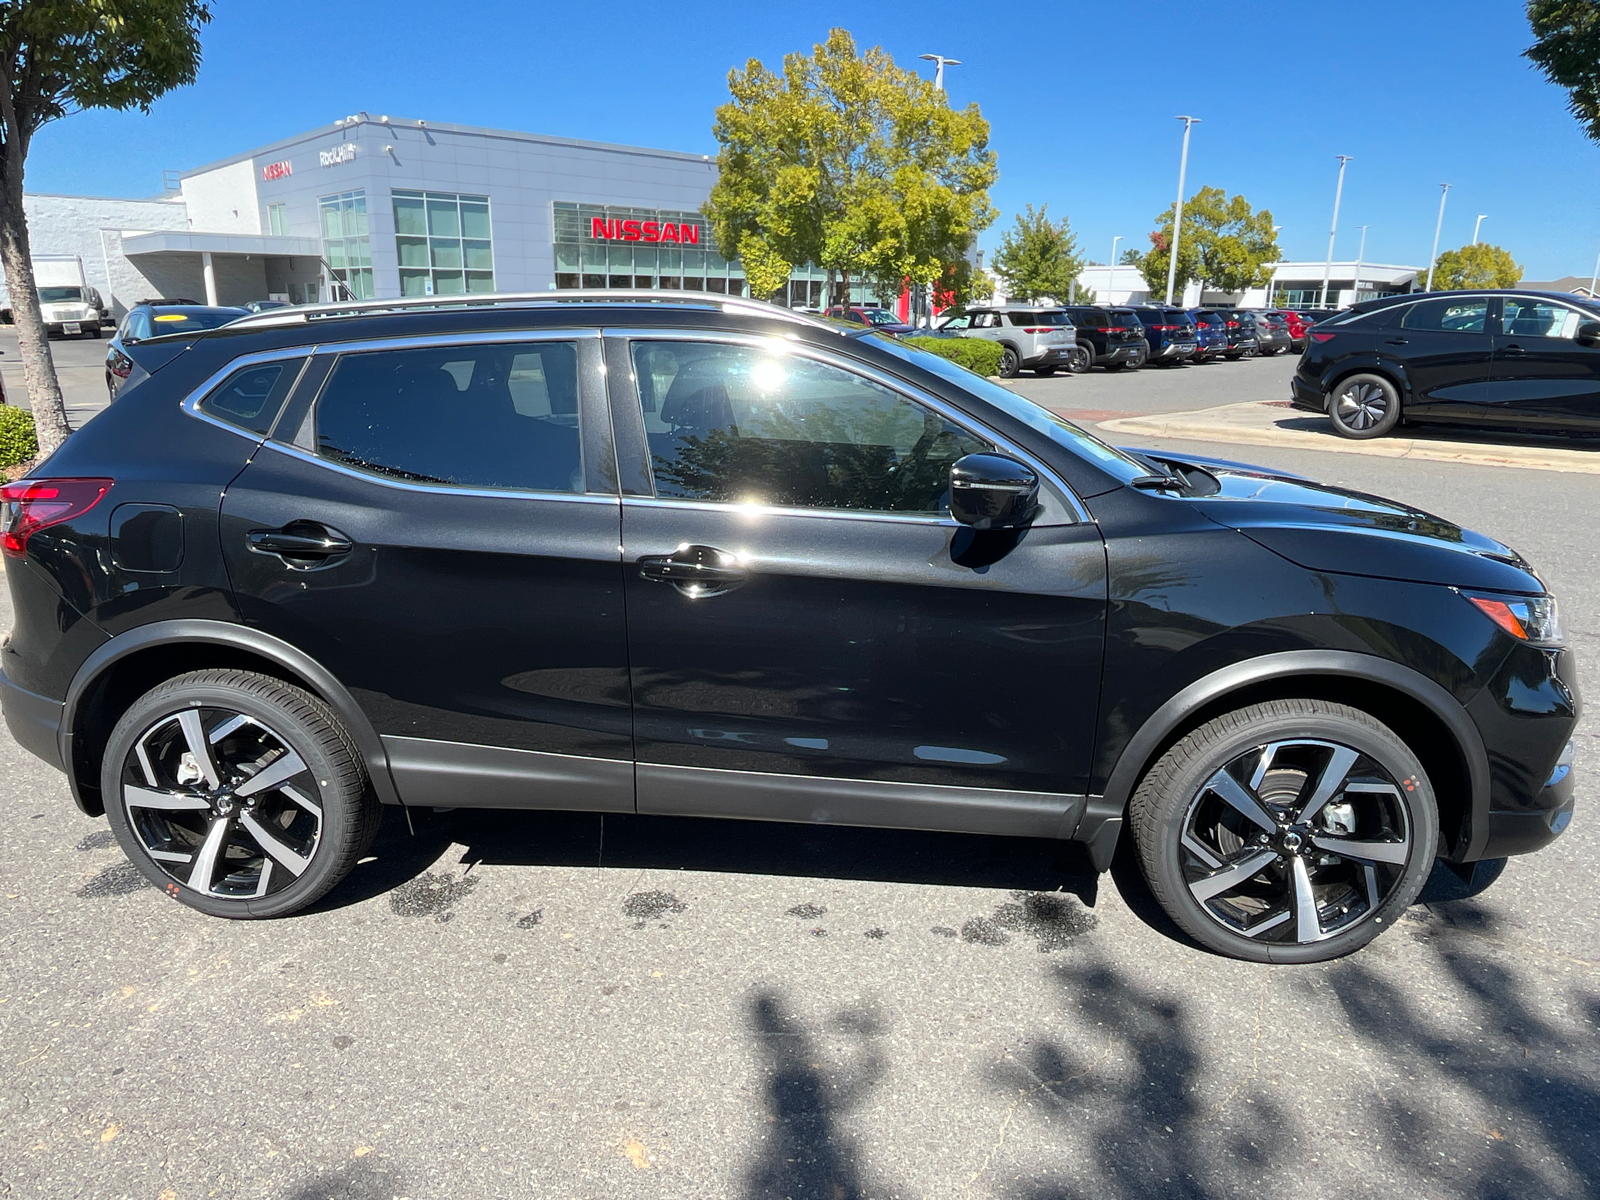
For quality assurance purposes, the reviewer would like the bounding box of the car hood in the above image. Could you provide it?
[1158,454,1543,592]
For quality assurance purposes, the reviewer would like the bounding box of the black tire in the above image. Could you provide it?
[998,345,1021,378]
[1129,699,1438,964]
[102,669,380,919]
[1103,362,1127,372]
[1328,372,1402,439]
[1034,366,1057,377]
[1065,345,1092,374]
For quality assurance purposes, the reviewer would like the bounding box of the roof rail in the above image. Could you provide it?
[227,288,835,332]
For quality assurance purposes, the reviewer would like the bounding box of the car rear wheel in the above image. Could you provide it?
[1130,699,1437,963]
[1329,373,1401,439]
[1034,366,1057,377]
[102,669,380,919]
[998,346,1021,378]
[1104,362,1127,372]
[1066,346,1092,374]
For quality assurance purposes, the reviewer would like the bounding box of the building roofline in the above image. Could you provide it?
[179,114,717,180]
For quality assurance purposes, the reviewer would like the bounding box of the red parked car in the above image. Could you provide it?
[1265,310,1314,352]
[824,305,917,338]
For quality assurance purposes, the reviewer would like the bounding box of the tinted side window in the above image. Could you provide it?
[1501,298,1583,339]
[198,359,305,436]
[631,341,992,515]
[1400,299,1488,333]
[315,342,583,493]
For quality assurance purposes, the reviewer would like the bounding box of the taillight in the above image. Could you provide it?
[1226,320,1240,328]
[1023,327,1064,334]
[1310,332,1337,343]
[0,478,112,556]
[110,351,133,379]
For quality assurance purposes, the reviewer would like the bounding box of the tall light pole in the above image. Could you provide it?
[1165,116,1200,305]
[1472,214,1487,245]
[1352,224,1369,305]
[918,54,962,325]
[1425,183,1451,291]
[1266,224,1282,307]
[1589,242,1600,298]
[1319,155,1352,308]
[1109,235,1122,304]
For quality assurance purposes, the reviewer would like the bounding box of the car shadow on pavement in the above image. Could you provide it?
[311,805,1102,916]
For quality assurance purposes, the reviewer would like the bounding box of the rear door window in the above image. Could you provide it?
[314,341,584,493]
[1399,299,1489,333]
[1501,298,1583,339]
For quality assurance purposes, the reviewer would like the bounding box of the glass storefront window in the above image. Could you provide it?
[394,190,493,296]
[319,191,373,300]
[552,200,745,290]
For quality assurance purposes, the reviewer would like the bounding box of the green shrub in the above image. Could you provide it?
[0,405,37,469]
[902,335,1004,378]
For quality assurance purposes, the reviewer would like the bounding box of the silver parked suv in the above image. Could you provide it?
[936,305,1078,377]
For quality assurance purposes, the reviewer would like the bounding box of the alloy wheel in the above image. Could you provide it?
[1179,738,1414,944]
[1336,381,1389,430]
[120,706,324,900]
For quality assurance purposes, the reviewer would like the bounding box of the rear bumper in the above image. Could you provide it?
[1290,374,1326,412]
[0,666,64,771]
[1024,344,1076,366]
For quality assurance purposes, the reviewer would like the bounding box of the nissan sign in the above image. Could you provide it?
[261,160,292,182]
[589,217,700,245]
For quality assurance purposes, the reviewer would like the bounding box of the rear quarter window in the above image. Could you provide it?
[197,358,307,436]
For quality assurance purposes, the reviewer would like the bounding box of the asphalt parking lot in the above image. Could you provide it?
[1,345,1597,1199]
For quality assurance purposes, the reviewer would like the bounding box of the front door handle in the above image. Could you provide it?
[248,522,354,568]
[637,544,747,598]
[1499,343,1527,357]
[1384,337,1409,346]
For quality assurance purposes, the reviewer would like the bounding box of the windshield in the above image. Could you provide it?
[148,310,244,334]
[865,335,1151,484]
[863,309,901,325]
[38,286,82,304]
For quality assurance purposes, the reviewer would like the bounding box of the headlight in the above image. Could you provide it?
[1461,590,1564,645]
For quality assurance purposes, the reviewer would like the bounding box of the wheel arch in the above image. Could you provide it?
[61,620,399,817]
[1078,650,1490,869]
[1324,359,1411,407]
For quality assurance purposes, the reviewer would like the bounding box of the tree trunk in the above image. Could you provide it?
[0,156,70,457]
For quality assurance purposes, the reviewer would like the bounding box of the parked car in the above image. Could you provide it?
[1187,309,1231,363]
[104,303,249,401]
[824,305,916,338]
[1295,308,1342,325]
[1214,309,1260,360]
[1291,289,1600,439]
[0,290,1575,963]
[1267,310,1313,352]
[243,299,293,313]
[1252,311,1293,356]
[936,305,1078,377]
[1061,307,1148,371]
[1128,306,1199,364]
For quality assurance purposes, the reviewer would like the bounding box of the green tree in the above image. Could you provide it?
[703,29,998,307]
[0,2,211,458]
[1526,1,1600,142]
[1136,187,1280,301]
[990,204,1085,303]
[1429,243,1523,290]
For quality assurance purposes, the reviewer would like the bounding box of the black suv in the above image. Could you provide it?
[1291,290,1600,439]
[0,293,1577,962]
[1061,306,1148,372]
[1128,306,1199,364]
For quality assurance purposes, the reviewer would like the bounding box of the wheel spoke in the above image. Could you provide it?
[1290,856,1324,942]
[207,713,253,744]
[1204,769,1278,833]
[1189,849,1279,903]
[235,749,308,798]
[177,710,222,789]
[1243,909,1292,939]
[1309,833,1409,865]
[279,785,323,820]
[125,786,210,812]
[239,812,310,877]
[187,817,232,894]
[1297,745,1360,826]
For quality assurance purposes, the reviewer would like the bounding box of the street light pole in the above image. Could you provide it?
[1425,183,1451,291]
[1473,214,1487,245]
[1265,224,1282,308]
[1109,235,1122,304]
[1319,155,1351,308]
[1589,242,1600,298]
[918,53,962,326]
[1165,116,1199,305]
[1352,225,1369,304]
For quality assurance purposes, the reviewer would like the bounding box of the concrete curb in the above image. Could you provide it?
[1095,401,1600,476]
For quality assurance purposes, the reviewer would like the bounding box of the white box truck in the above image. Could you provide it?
[0,254,107,338]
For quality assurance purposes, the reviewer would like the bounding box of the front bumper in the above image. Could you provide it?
[1482,741,1575,857]
[0,665,64,771]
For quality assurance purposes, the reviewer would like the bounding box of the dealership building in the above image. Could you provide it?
[17,114,864,319]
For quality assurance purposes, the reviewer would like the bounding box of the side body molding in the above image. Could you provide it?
[1076,649,1493,865]
[62,619,402,811]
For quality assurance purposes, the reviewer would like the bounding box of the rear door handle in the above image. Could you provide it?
[1384,337,1408,346]
[1499,343,1527,357]
[637,544,747,598]
[248,522,354,567]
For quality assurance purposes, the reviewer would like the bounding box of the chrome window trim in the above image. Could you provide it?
[308,326,601,357]
[623,494,958,528]
[253,436,618,506]
[605,326,1092,524]
[179,346,319,443]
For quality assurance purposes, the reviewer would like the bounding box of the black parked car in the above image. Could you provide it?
[1,292,1576,963]
[1291,289,1600,438]
[105,303,249,401]
[1062,306,1148,372]
[1215,309,1260,360]
[1128,306,1199,365]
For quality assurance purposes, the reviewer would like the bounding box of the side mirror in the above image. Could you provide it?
[949,453,1039,530]
[1577,320,1600,347]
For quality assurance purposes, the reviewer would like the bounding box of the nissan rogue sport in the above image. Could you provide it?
[0,291,1578,963]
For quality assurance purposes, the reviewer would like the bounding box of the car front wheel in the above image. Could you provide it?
[998,346,1021,378]
[1066,346,1092,374]
[1129,699,1438,963]
[102,669,380,918]
[1329,373,1402,438]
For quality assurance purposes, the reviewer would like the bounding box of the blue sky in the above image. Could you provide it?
[28,0,1600,279]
